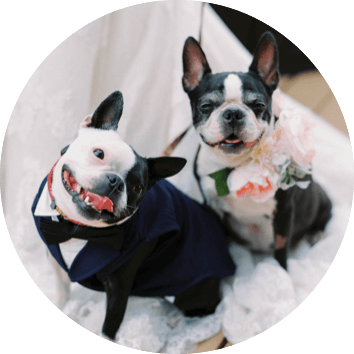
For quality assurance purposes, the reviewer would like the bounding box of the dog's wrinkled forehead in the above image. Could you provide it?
[64,128,137,176]
[223,74,243,102]
[196,72,270,105]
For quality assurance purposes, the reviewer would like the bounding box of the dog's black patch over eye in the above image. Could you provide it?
[250,102,266,114]
[133,185,143,196]
[199,103,214,114]
[252,102,265,109]
[93,149,104,159]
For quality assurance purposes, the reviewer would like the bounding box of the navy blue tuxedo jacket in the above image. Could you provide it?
[32,177,235,296]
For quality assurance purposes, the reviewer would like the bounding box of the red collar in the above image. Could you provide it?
[47,160,85,226]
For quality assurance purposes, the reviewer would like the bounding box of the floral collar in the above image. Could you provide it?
[47,159,86,225]
[209,109,316,202]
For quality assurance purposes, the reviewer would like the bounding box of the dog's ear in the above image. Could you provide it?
[147,157,187,187]
[249,32,279,92]
[87,91,124,131]
[182,37,212,93]
[60,145,70,155]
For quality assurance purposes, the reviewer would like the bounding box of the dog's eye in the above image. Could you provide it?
[199,103,214,114]
[252,102,266,110]
[93,149,104,159]
[133,185,143,195]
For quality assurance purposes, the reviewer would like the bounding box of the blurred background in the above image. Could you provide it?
[211,3,347,135]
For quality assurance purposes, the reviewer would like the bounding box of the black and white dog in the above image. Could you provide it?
[32,91,235,340]
[173,32,332,269]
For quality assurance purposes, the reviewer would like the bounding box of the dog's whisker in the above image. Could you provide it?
[107,186,118,199]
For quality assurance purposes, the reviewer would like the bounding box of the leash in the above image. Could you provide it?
[161,130,208,205]
[161,128,190,157]
[193,144,208,204]
[198,2,205,46]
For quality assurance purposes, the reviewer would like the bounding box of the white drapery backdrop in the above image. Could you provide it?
[1,1,353,353]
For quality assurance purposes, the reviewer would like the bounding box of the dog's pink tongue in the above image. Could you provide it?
[225,138,241,144]
[64,170,114,213]
[85,191,114,213]
[244,140,258,148]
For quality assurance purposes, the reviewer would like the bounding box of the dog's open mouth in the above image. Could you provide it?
[221,134,244,148]
[62,168,114,214]
[203,133,263,149]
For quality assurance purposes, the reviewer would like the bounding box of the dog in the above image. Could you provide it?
[31,91,235,340]
[171,32,332,269]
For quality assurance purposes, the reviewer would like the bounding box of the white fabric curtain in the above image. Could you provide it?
[1,1,353,353]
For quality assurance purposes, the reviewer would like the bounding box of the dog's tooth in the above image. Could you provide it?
[90,204,99,212]
[85,197,90,203]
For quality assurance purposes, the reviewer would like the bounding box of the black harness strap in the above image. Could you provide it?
[193,144,208,205]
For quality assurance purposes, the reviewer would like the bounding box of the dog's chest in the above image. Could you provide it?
[200,176,277,252]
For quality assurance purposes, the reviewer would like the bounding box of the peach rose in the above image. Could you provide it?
[227,163,279,203]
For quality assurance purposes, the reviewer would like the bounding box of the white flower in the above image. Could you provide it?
[275,109,316,169]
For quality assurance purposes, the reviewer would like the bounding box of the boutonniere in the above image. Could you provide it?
[208,167,233,197]
[208,109,316,201]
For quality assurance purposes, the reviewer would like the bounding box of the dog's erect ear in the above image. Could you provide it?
[147,157,187,187]
[249,32,279,92]
[88,91,124,131]
[182,37,212,93]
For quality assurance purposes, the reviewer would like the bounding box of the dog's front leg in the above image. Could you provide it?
[102,239,158,340]
[273,189,296,270]
[102,273,131,340]
[48,252,71,309]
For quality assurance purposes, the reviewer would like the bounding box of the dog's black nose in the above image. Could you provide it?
[106,173,124,192]
[223,109,245,124]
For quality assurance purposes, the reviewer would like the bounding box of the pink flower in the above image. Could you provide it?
[224,106,316,202]
[274,109,316,169]
[251,139,275,165]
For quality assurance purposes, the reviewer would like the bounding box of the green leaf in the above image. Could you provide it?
[208,168,233,197]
